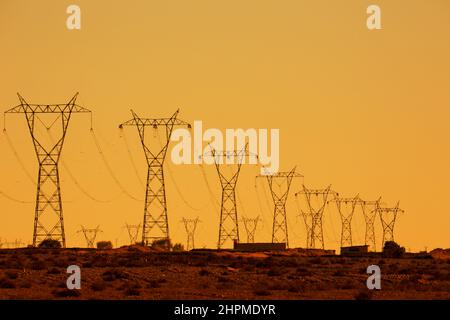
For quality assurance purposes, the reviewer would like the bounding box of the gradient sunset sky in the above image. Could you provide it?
[0,0,449,251]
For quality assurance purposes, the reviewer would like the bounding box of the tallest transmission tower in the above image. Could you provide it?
[4,93,91,247]
[119,109,190,246]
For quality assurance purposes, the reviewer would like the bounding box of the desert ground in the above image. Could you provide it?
[0,246,449,300]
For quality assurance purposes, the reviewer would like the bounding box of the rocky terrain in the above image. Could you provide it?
[0,246,449,300]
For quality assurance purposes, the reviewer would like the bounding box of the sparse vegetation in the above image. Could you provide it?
[0,277,15,289]
[383,241,406,258]
[38,239,62,249]
[97,241,113,250]
[172,243,184,252]
[151,238,172,250]
[0,246,449,299]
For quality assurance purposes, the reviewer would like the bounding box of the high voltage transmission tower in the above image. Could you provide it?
[181,217,200,250]
[119,109,190,247]
[359,197,381,251]
[241,216,261,243]
[296,185,337,249]
[329,195,360,247]
[3,93,92,248]
[1,239,24,248]
[257,168,303,247]
[125,223,141,245]
[78,225,102,248]
[204,146,254,249]
[377,202,404,247]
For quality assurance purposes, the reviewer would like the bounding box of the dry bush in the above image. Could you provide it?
[124,288,141,296]
[5,270,19,280]
[90,281,107,292]
[296,267,312,276]
[147,280,161,288]
[52,288,81,298]
[0,277,15,289]
[97,241,113,250]
[333,270,346,277]
[252,283,271,296]
[354,289,373,300]
[18,280,32,288]
[120,282,142,296]
[217,276,229,283]
[30,259,47,270]
[102,268,128,282]
[172,243,184,252]
[47,267,60,275]
[38,239,62,249]
[267,267,283,277]
[199,269,210,276]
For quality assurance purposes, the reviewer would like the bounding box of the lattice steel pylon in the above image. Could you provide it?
[257,168,303,247]
[119,109,190,247]
[377,202,404,247]
[295,185,337,249]
[125,223,141,245]
[241,216,261,243]
[329,195,360,248]
[181,217,200,250]
[4,93,91,248]
[359,197,381,251]
[77,225,102,248]
[205,146,254,249]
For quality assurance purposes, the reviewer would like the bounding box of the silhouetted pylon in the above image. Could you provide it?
[204,144,255,249]
[4,93,92,248]
[329,195,360,247]
[119,110,190,247]
[241,216,261,243]
[78,225,102,248]
[125,223,141,245]
[296,185,337,249]
[359,197,381,251]
[2,239,24,248]
[377,202,404,247]
[181,217,200,250]
[257,167,303,247]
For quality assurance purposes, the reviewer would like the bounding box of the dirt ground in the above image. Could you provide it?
[0,247,449,300]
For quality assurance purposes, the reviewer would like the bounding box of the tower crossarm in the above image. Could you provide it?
[118,109,190,128]
[5,93,91,114]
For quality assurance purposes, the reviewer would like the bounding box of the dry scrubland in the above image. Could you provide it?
[0,246,449,300]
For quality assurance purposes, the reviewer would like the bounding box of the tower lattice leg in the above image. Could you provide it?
[143,162,169,246]
[218,180,240,248]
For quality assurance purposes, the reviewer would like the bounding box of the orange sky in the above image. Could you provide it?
[0,0,449,251]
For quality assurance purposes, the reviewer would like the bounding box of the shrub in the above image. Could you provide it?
[148,280,161,288]
[267,267,282,277]
[354,290,373,300]
[253,287,271,296]
[19,280,32,288]
[172,243,184,252]
[199,269,210,276]
[97,241,113,250]
[5,270,19,280]
[102,268,128,282]
[30,259,47,270]
[90,281,107,291]
[0,277,15,289]
[38,239,62,249]
[151,238,172,250]
[47,267,60,275]
[382,241,405,258]
[52,289,81,298]
[124,288,141,296]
